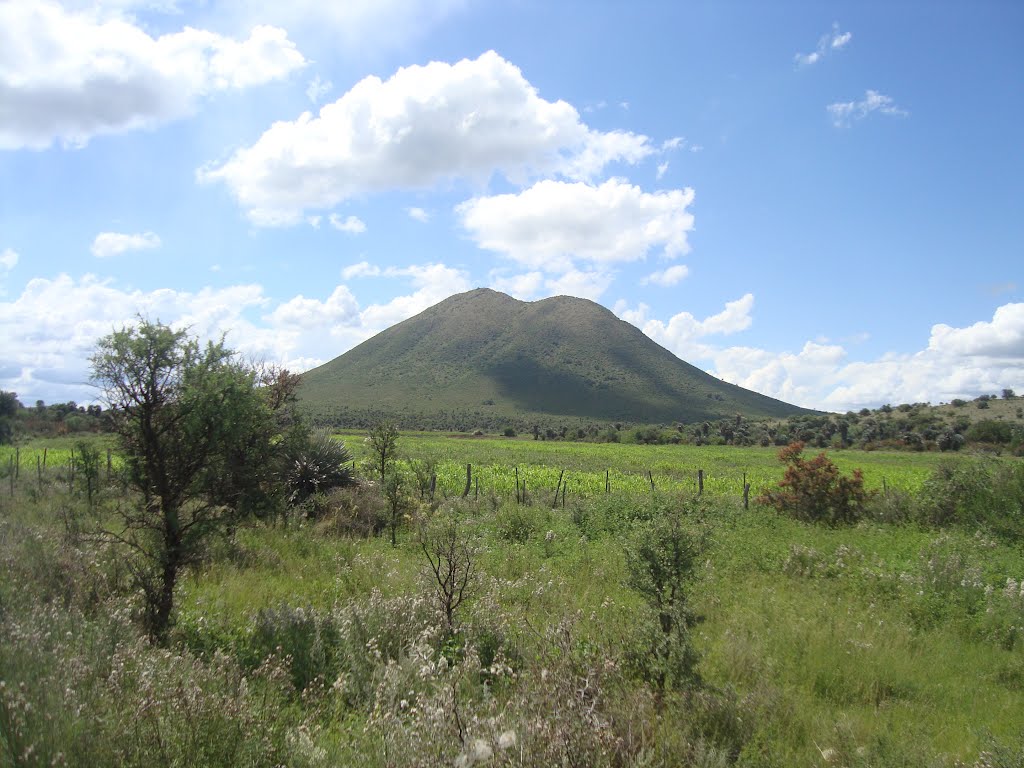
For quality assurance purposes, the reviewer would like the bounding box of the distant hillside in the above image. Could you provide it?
[298,288,813,429]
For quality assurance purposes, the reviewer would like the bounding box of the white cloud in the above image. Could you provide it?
[0,273,273,403]
[545,269,615,301]
[612,297,1023,410]
[641,264,689,287]
[341,261,381,279]
[199,51,654,224]
[705,303,1024,411]
[0,0,306,150]
[0,248,18,270]
[329,214,366,234]
[457,178,695,272]
[620,293,754,360]
[0,262,473,403]
[795,22,852,67]
[928,302,1024,358]
[407,207,430,223]
[489,271,545,300]
[305,75,332,103]
[487,268,613,302]
[91,231,161,257]
[656,161,669,179]
[269,284,360,329]
[827,90,908,127]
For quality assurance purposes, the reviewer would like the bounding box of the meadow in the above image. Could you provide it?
[2,433,1023,766]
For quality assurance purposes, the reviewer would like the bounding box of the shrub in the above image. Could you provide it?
[281,429,356,509]
[758,442,870,525]
[623,498,708,693]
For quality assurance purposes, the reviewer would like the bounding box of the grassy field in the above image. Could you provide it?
[337,430,955,498]
[2,433,1023,766]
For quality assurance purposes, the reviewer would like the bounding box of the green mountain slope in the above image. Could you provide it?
[298,288,813,427]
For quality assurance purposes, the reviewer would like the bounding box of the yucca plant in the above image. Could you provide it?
[282,429,356,506]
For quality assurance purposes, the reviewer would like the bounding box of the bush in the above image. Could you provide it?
[918,459,1024,541]
[281,429,356,509]
[758,442,870,525]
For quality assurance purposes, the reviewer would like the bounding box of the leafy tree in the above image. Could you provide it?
[91,320,276,642]
[367,421,400,483]
[623,499,707,693]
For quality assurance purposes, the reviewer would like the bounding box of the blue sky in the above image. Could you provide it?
[1,0,1022,412]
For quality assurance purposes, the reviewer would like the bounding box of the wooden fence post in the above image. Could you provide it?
[605,469,610,494]
[515,466,520,504]
[552,469,565,508]
[429,473,436,502]
[743,483,750,510]
[462,464,472,498]
[697,469,704,495]
[648,470,655,492]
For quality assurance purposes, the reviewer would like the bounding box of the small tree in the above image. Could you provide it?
[383,467,410,546]
[759,442,870,525]
[91,320,276,642]
[75,439,102,510]
[367,421,400,484]
[623,499,707,693]
[419,508,477,637]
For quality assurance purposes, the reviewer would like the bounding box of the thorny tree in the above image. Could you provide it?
[419,509,477,637]
[91,320,276,642]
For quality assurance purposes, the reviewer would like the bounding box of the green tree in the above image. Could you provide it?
[623,498,708,694]
[367,421,400,483]
[91,320,276,642]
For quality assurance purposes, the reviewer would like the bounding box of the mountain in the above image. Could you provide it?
[297,288,813,428]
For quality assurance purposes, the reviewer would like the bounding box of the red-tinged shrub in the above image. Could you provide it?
[759,442,871,525]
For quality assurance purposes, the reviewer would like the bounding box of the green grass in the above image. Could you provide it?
[4,432,1023,766]
[338,430,954,498]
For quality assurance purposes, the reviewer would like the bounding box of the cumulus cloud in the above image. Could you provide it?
[827,90,908,127]
[708,304,1024,411]
[612,298,1022,411]
[0,262,473,403]
[927,302,1024,358]
[641,265,689,287]
[0,273,273,403]
[407,207,430,223]
[91,231,161,257]
[795,22,852,66]
[198,51,654,224]
[457,178,695,273]
[617,293,754,360]
[0,0,306,150]
[329,214,366,234]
